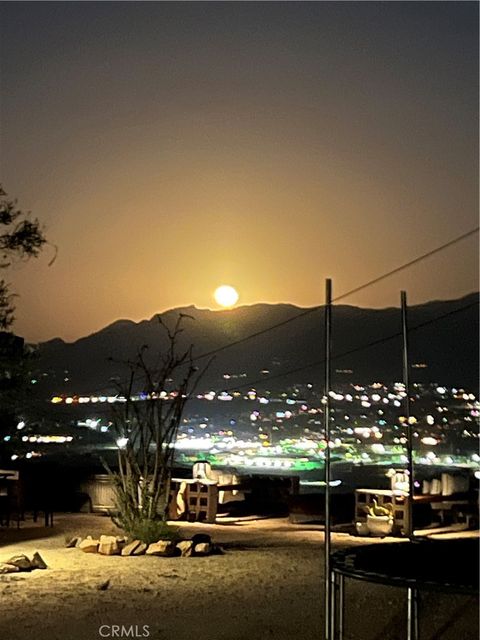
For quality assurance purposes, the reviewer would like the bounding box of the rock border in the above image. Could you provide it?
[67,533,223,558]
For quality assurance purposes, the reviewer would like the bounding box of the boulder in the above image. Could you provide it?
[32,552,47,570]
[121,540,142,556]
[79,538,100,553]
[176,540,193,558]
[0,563,20,574]
[146,540,177,557]
[98,535,120,556]
[132,542,147,556]
[5,554,32,571]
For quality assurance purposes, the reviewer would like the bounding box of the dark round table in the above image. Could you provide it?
[330,538,479,640]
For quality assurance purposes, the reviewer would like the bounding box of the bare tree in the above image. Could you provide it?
[106,314,208,539]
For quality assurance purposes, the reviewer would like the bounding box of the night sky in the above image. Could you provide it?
[0,1,478,342]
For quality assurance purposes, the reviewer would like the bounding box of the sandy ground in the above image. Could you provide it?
[0,514,478,640]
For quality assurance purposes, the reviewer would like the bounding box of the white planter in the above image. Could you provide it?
[366,514,393,537]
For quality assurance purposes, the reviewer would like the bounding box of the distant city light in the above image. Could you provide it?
[40,380,478,474]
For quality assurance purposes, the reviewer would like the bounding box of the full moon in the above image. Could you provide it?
[214,285,239,308]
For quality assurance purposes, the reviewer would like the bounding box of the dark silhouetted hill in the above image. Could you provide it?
[35,293,479,395]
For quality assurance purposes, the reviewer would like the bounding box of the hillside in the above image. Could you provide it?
[35,293,479,395]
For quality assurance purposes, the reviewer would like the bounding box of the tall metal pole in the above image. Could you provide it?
[324,279,333,639]
[407,586,419,640]
[401,291,414,538]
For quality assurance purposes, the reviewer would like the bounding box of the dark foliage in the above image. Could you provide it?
[0,185,48,329]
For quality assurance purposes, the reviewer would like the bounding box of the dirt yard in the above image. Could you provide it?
[0,514,477,640]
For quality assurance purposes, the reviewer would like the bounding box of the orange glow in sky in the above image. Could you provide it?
[0,3,477,342]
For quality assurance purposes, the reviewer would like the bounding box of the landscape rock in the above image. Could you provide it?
[191,533,212,556]
[98,535,120,556]
[96,579,110,591]
[115,536,127,550]
[121,540,142,556]
[192,533,211,546]
[79,538,100,553]
[0,563,20,574]
[65,536,81,548]
[176,540,193,557]
[31,552,48,570]
[5,554,32,571]
[146,540,177,557]
[193,542,212,556]
[211,544,224,555]
[132,542,147,556]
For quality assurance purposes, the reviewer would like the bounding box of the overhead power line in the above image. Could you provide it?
[332,227,479,303]
[189,226,479,363]
[66,298,478,400]
[216,298,479,393]
[80,226,478,395]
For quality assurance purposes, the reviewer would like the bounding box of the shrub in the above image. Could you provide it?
[103,315,209,544]
[124,517,180,545]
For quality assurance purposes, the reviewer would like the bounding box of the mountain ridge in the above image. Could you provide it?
[34,293,479,395]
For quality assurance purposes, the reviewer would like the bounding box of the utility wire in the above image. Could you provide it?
[215,298,479,394]
[61,298,477,401]
[188,226,479,363]
[332,227,479,303]
[76,226,478,395]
